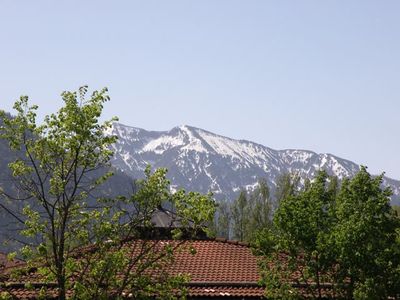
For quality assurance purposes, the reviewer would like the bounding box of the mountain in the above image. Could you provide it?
[0,118,399,249]
[107,123,400,203]
[1,114,399,205]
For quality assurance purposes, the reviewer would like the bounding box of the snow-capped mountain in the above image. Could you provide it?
[107,123,400,203]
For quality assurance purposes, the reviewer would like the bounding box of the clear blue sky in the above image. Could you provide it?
[1,1,399,179]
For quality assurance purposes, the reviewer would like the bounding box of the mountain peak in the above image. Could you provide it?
[177,124,195,131]
[108,123,400,203]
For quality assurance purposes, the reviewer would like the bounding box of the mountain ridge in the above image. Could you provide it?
[107,122,400,203]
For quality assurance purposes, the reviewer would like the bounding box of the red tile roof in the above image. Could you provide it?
[171,239,260,284]
[0,239,265,299]
[170,239,264,298]
[188,286,263,298]
[0,252,24,272]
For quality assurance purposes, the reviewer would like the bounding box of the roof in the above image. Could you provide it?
[171,239,259,283]
[0,252,24,272]
[170,239,263,298]
[0,239,264,299]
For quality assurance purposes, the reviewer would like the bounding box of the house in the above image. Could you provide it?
[0,252,24,273]
[0,238,265,299]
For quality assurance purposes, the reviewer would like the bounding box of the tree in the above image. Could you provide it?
[393,204,400,217]
[0,87,216,299]
[255,168,400,299]
[246,179,272,242]
[232,190,249,241]
[213,198,231,239]
[332,167,400,298]
[0,87,117,300]
[274,173,300,209]
[67,166,216,299]
[230,179,273,242]
[263,171,336,299]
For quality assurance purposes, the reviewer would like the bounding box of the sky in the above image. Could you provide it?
[0,1,399,179]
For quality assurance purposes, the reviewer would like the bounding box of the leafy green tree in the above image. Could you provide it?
[232,190,249,241]
[0,87,216,299]
[246,179,272,242]
[269,171,336,299]
[332,167,400,298]
[393,204,400,217]
[213,198,231,239]
[327,175,339,197]
[0,87,117,300]
[69,166,216,299]
[274,173,300,209]
[256,168,400,299]
[230,179,273,242]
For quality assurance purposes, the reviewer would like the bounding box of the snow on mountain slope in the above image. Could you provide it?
[107,123,400,203]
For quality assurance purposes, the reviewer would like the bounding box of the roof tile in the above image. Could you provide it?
[0,239,265,298]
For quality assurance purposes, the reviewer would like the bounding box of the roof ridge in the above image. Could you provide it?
[187,281,260,287]
[213,237,250,247]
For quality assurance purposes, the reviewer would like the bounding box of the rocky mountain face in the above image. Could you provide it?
[0,119,399,249]
[107,123,400,203]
